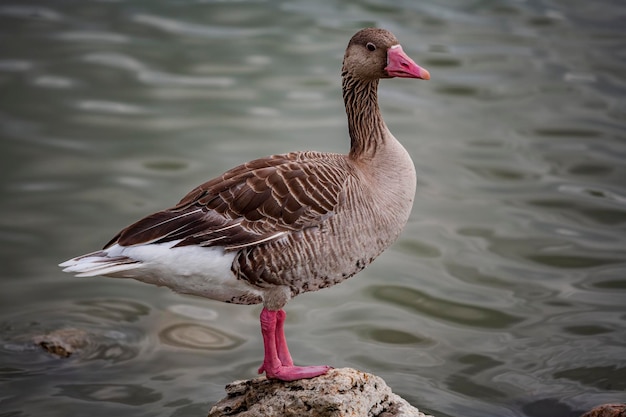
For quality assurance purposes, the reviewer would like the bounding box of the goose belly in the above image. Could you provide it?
[233,212,404,296]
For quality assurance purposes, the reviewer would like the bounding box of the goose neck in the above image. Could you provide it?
[342,72,387,160]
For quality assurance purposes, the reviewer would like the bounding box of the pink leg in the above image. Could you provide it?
[257,307,332,381]
[274,309,294,367]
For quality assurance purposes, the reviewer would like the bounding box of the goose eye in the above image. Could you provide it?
[366,42,376,52]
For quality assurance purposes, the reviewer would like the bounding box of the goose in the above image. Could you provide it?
[60,28,430,381]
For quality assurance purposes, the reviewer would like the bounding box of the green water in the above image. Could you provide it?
[1,1,625,416]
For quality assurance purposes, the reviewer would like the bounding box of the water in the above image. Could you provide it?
[1,1,625,416]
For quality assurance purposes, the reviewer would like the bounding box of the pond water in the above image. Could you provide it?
[1,1,625,416]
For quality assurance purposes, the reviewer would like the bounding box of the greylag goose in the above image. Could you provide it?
[60,28,430,381]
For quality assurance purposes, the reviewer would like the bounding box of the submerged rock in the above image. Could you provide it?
[208,367,433,417]
[33,327,90,358]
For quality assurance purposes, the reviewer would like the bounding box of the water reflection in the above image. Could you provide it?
[131,14,268,39]
[457,227,625,269]
[370,285,523,329]
[0,300,147,364]
[466,165,539,181]
[522,399,581,417]
[397,239,442,258]
[563,325,613,336]
[589,278,626,290]
[554,365,626,391]
[436,84,481,97]
[0,5,62,21]
[74,299,150,323]
[447,375,508,402]
[142,160,189,172]
[528,198,626,225]
[354,325,433,346]
[159,323,243,351]
[56,383,162,405]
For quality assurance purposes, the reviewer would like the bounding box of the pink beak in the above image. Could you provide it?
[385,45,430,80]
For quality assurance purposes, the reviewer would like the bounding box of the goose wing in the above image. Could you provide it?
[105,152,350,251]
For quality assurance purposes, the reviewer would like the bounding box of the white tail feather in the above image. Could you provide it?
[59,250,142,277]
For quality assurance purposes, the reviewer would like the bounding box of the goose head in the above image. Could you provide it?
[342,28,430,81]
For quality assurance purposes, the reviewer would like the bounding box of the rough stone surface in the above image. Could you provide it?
[32,328,90,358]
[208,367,433,417]
[581,404,626,417]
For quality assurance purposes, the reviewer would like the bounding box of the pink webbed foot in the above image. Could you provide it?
[258,307,332,381]
[258,363,332,381]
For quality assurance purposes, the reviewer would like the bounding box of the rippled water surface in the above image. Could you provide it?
[1,1,625,416]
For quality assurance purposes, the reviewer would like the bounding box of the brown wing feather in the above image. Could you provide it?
[105,152,350,251]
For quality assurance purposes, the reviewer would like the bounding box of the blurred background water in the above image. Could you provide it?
[1,1,625,416]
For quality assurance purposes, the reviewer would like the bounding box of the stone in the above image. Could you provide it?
[581,404,626,417]
[32,327,90,358]
[208,367,433,417]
